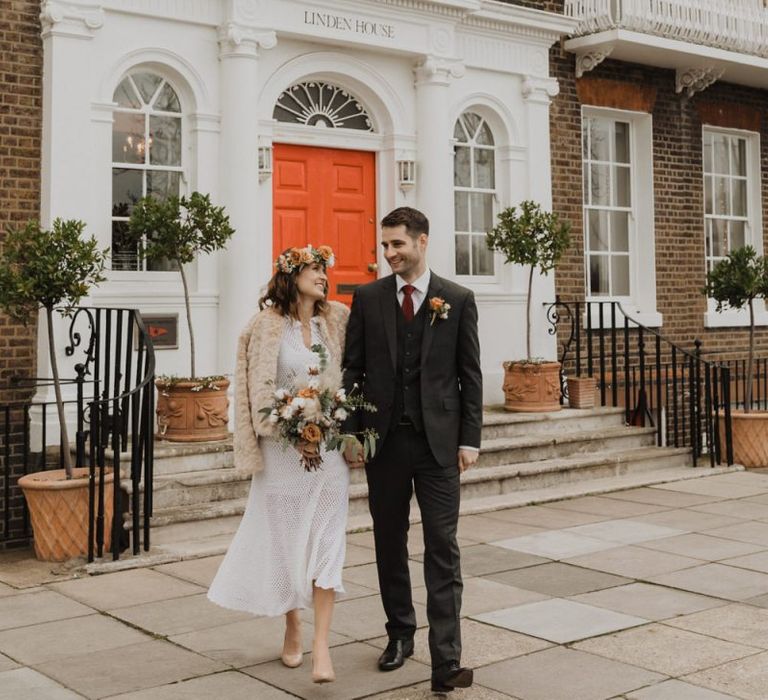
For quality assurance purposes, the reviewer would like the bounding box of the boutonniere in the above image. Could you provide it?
[429,296,451,326]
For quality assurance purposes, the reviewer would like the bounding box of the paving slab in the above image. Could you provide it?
[341,560,425,591]
[563,519,685,545]
[472,598,647,644]
[574,623,759,676]
[49,568,204,611]
[703,520,768,546]
[428,543,550,576]
[485,562,630,597]
[691,499,768,520]
[684,650,768,700]
[367,618,551,669]
[34,639,226,699]
[474,646,664,700]
[0,667,82,700]
[0,652,19,673]
[170,616,350,667]
[0,613,149,665]
[108,670,294,699]
[625,679,740,699]
[638,533,766,561]
[153,556,224,588]
[654,478,768,499]
[342,544,379,567]
[337,580,379,602]
[628,508,745,532]
[345,531,376,549]
[721,550,768,574]
[745,592,768,608]
[242,641,431,700]
[366,682,515,699]
[412,575,548,616]
[544,496,670,517]
[0,589,93,631]
[564,544,704,579]
[491,530,618,560]
[569,583,725,621]
[601,487,724,507]
[482,504,612,529]
[665,603,768,648]
[0,550,83,588]
[648,563,768,601]
[457,514,546,542]
[109,593,253,636]
[0,582,18,597]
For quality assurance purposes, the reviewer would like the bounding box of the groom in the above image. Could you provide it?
[343,207,482,693]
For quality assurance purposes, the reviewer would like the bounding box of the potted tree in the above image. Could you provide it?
[704,245,768,467]
[127,192,235,441]
[487,201,571,412]
[0,219,110,561]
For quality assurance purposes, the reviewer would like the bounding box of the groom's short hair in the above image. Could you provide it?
[381,207,429,239]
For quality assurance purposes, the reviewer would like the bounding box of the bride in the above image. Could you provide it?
[208,244,351,683]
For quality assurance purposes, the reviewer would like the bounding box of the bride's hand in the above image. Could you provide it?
[344,439,365,469]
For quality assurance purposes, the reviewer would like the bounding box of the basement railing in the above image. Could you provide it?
[565,0,768,59]
[546,298,735,468]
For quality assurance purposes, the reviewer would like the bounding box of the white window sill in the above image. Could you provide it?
[704,308,768,328]
[582,301,663,329]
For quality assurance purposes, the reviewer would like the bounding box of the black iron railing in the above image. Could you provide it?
[546,298,734,467]
[1,307,155,561]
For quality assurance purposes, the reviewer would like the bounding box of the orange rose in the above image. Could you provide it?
[430,296,445,311]
[317,245,333,261]
[288,249,302,265]
[299,248,313,264]
[301,423,323,443]
[297,387,318,398]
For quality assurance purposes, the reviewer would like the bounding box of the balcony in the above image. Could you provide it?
[564,0,768,92]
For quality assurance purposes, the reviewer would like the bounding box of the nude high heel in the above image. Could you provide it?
[281,651,304,668]
[312,647,335,683]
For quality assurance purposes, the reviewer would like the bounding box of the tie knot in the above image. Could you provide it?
[402,285,415,298]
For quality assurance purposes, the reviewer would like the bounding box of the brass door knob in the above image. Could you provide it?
[368,262,378,272]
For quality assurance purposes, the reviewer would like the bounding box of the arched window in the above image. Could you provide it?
[111,72,183,271]
[453,112,495,276]
[273,81,374,131]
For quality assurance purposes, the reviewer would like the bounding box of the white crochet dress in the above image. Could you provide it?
[208,317,349,616]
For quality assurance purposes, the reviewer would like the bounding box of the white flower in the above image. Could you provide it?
[291,397,306,409]
[333,408,348,421]
[308,377,320,390]
[274,388,288,400]
[279,404,296,419]
[335,388,346,402]
[303,397,324,422]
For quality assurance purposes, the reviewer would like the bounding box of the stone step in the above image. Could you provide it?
[480,406,627,439]
[107,438,235,476]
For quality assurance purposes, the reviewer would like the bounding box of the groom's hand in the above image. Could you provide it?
[344,439,365,469]
[458,448,479,473]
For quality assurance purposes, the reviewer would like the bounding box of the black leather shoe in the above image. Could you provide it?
[377,639,414,671]
[431,662,473,692]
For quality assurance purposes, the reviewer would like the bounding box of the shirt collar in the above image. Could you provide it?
[396,268,430,296]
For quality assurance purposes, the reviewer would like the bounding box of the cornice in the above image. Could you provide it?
[40,1,105,39]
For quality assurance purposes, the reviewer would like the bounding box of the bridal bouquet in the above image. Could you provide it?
[259,344,378,471]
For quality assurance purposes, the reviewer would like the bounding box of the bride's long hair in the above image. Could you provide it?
[258,252,329,319]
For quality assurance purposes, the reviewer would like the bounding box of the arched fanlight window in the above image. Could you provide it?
[111,72,183,271]
[273,81,374,131]
[453,112,495,276]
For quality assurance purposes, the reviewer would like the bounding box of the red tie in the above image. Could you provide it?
[402,285,415,322]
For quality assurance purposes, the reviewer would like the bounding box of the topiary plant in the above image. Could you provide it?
[0,219,108,478]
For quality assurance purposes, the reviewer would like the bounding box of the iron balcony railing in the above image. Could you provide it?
[565,0,768,59]
[547,298,735,468]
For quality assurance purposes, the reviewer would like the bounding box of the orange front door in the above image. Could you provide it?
[273,144,377,304]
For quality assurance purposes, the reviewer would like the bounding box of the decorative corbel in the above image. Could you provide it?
[575,48,613,78]
[414,56,465,86]
[217,22,277,58]
[40,1,104,39]
[675,67,724,98]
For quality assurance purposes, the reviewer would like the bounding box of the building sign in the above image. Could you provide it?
[303,10,395,39]
[137,314,178,350]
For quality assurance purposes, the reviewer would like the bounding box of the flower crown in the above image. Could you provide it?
[275,245,335,274]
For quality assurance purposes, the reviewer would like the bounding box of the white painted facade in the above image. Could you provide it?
[37,0,577,422]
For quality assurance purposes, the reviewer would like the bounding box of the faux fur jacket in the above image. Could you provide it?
[233,300,350,475]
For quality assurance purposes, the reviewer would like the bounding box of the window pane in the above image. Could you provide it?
[611,256,630,296]
[589,255,609,296]
[112,168,143,214]
[583,165,589,204]
[590,164,610,206]
[470,193,493,233]
[588,117,610,161]
[582,118,589,160]
[732,178,746,217]
[454,146,471,186]
[476,122,494,146]
[133,73,162,105]
[614,165,631,207]
[704,176,713,214]
[111,221,139,271]
[705,220,712,258]
[453,119,468,143]
[714,177,729,215]
[730,220,745,251]
[454,192,469,231]
[462,112,482,139]
[712,219,727,257]
[732,138,746,177]
[703,137,712,173]
[472,235,494,275]
[147,252,178,272]
[611,211,629,252]
[154,83,181,112]
[588,209,609,251]
[474,148,494,189]
[713,133,729,174]
[113,112,146,164]
[113,79,141,109]
[147,171,180,201]
[149,115,182,166]
[455,234,470,275]
[614,121,630,163]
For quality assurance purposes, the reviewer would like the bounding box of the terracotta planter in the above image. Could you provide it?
[503,361,562,413]
[718,409,768,468]
[567,376,597,410]
[18,467,113,562]
[156,378,230,442]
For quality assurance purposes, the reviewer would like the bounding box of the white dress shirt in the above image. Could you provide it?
[394,268,478,454]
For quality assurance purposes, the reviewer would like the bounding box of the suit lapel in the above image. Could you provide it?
[379,275,398,375]
[421,271,443,367]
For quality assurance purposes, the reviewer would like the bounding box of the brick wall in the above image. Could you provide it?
[0,0,42,547]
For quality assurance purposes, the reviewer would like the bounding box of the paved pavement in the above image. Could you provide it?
[3,470,768,699]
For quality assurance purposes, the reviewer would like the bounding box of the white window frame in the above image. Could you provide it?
[702,126,768,328]
[581,106,661,327]
[453,112,498,281]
